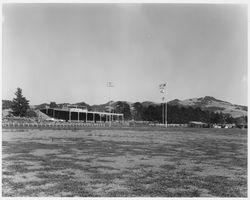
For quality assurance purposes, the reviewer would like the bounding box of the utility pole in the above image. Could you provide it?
[159,83,167,127]
[107,82,114,127]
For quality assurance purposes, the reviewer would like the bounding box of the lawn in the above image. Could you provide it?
[2,127,247,197]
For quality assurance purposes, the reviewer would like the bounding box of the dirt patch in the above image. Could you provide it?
[30,149,61,157]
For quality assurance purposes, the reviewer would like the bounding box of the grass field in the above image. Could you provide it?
[2,127,247,197]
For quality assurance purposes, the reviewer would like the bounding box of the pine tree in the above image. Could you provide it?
[11,87,30,117]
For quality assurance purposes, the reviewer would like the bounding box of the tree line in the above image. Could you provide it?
[5,88,247,125]
[113,101,245,125]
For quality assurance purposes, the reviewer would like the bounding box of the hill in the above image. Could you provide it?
[4,96,246,121]
[74,102,92,111]
[141,101,160,108]
[168,96,247,118]
[91,101,116,112]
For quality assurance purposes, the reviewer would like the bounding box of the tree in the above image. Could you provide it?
[11,88,30,117]
[133,102,144,121]
[115,101,132,120]
[224,114,234,124]
[49,102,58,108]
[142,105,161,122]
[211,112,225,124]
[2,100,13,110]
[26,109,38,118]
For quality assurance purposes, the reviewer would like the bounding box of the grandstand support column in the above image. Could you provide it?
[99,114,101,122]
[69,111,71,122]
[78,112,79,122]
[86,111,88,122]
[53,109,55,118]
[93,113,95,123]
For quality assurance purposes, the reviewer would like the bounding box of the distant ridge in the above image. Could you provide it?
[141,101,160,108]
[168,96,247,118]
[74,96,247,118]
[3,96,247,118]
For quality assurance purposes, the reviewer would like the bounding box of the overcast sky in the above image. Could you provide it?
[2,4,247,105]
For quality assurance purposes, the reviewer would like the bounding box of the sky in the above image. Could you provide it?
[2,3,248,105]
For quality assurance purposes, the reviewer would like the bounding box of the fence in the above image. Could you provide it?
[2,121,109,129]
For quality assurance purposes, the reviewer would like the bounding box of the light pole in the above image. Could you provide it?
[107,81,114,127]
[159,83,167,127]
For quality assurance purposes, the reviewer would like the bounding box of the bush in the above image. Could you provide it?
[25,109,38,118]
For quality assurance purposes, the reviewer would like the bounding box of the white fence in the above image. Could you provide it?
[2,122,108,129]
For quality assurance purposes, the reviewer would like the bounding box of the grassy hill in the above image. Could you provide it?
[168,96,247,118]
[5,96,246,121]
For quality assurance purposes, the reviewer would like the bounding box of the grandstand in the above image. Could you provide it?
[40,105,124,123]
